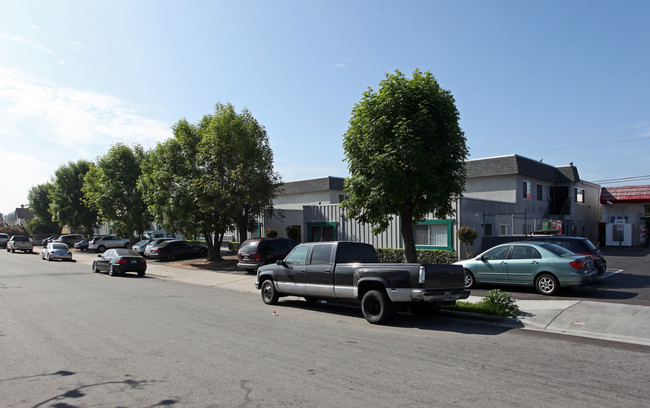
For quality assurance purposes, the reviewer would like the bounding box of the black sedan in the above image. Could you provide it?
[148,240,208,261]
[92,248,147,277]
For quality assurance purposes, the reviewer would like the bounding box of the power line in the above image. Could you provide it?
[593,175,650,185]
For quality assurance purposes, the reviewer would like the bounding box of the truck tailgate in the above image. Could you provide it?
[424,264,465,289]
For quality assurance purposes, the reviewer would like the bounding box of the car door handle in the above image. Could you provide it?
[531,261,540,264]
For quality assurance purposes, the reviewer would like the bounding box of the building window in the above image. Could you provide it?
[500,224,511,235]
[575,188,585,203]
[523,181,531,199]
[414,219,454,251]
[537,184,543,201]
[307,222,338,242]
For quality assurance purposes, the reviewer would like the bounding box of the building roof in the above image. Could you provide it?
[15,207,34,220]
[465,154,580,183]
[278,176,345,195]
[600,185,650,204]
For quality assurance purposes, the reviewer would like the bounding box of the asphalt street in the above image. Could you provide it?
[1,248,648,407]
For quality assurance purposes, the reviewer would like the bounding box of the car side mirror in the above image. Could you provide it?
[276,259,286,266]
[478,255,485,261]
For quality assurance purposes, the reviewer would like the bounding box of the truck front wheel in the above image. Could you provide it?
[361,290,394,324]
[261,280,279,305]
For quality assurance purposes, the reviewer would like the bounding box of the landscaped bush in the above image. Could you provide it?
[481,289,519,317]
[376,248,457,264]
[228,242,241,253]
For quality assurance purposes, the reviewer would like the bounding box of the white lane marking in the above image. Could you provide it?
[598,269,623,279]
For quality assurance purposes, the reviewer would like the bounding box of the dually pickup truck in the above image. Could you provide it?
[6,235,34,253]
[256,241,470,324]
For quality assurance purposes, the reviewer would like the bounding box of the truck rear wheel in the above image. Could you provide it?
[361,290,394,324]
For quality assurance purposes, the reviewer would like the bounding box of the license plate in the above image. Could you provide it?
[131,260,137,264]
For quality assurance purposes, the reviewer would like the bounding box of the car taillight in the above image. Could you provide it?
[118,259,126,264]
[152,249,160,253]
[569,260,585,269]
[254,254,261,261]
[140,259,146,264]
[578,252,596,260]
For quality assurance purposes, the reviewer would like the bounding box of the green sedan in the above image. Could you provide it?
[454,242,597,295]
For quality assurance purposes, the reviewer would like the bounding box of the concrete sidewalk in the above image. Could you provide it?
[143,260,650,346]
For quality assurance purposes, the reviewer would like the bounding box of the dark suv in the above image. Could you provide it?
[525,236,607,274]
[237,237,298,273]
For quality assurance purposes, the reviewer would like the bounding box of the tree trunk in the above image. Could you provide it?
[400,214,418,263]
[237,211,248,243]
[205,231,222,261]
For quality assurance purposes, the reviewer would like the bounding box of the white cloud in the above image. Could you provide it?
[0,66,173,213]
[0,32,54,54]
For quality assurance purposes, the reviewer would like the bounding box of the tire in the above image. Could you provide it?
[92,261,99,273]
[411,302,440,316]
[198,248,207,257]
[261,279,279,305]
[166,252,176,262]
[137,270,145,277]
[535,273,559,295]
[97,245,106,253]
[464,270,476,289]
[11,248,15,253]
[47,253,51,261]
[124,242,131,249]
[361,290,394,324]
[108,264,117,276]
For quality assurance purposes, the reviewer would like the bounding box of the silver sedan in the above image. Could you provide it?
[41,243,75,262]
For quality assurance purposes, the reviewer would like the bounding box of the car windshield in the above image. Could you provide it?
[114,248,141,257]
[582,239,597,251]
[239,240,260,252]
[51,243,68,249]
[541,243,575,257]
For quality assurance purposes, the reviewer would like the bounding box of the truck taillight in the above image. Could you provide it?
[418,265,425,284]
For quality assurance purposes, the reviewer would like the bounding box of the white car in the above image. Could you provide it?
[132,239,152,255]
[41,243,74,262]
[144,238,174,257]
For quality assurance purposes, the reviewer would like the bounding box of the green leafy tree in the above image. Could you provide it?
[49,160,99,236]
[83,144,151,240]
[457,226,478,258]
[199,103,280,242]
[139,103,279,261]
[27,183,61,234]
[342,69,468,263]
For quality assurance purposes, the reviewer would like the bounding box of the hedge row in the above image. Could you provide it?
[227,241,456,264]
[376,248,457,264]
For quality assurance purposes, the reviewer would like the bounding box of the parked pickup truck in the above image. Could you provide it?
[256,241,470,324]
[6,235,34,253]
[88,235,131,252]
[0,233,9,248]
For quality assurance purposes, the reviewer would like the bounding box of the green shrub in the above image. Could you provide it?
[228,241,241,253]
[376,248,457,264]
[264,229,278,238]
[481,289,519,317]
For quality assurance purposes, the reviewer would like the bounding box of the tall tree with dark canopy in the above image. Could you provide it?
[341,70,468,262]
[83,143,152,240]
[27,183,62,235]
[49,160,99,236]
[139,103,279,261]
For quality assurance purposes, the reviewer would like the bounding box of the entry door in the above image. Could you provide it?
[506,245,542,284]
[275,245,308,296]
[474,245,510,283]
[305,244,334,297]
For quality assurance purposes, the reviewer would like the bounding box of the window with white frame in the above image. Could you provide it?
[523,180,531,199]
[414,224,447,247]
[575,187,585,203]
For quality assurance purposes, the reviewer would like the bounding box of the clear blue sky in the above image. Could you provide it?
[1,0,649,216]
